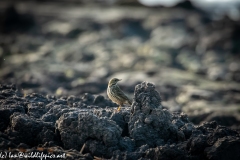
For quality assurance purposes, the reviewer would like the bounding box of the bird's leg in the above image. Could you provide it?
[117,105,122,111]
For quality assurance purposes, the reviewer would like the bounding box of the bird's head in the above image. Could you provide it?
[108,78,121,86]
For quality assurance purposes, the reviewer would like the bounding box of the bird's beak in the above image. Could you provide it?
[118,79,122,81]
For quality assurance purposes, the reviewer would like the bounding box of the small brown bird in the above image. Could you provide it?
[107,78,132,111]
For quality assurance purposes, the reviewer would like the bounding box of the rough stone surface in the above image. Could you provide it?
[56,110,122,154]
[129,82,187,147]
[0,83,239,159]
[204,136,240,160]
[6,112,56,146]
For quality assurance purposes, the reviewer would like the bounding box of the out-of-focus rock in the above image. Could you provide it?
[204,136,240,160]
[7,112,56,146]
[203,112,240,127]
[0,84,26,131]
[1,5,35,33]
[207,65,228,81]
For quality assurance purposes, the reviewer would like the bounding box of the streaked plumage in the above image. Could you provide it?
[107,78,132,111]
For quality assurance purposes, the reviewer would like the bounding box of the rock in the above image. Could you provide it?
[27,103,48,119]
[118,137,135,152]
[1,5,35,33]
[0,104,26,132]
[204,136,240,160]
[180,123,196,139]
[85,139,108,158]
[93,95,109,108]
[25,93,51,105]
[187,134,209,155]
[0,84,26,131]
[203,112,240,127]
[197,121,218,135]
[0,132,17,150]
[145,144,186,160]
[110,112,126,130]
[207,65,227,81]
[176,50,205,74]
[172,112,190,129]
[129,82,186,147]
[57,110,122,155]
[7,112,56,146]
[41,105,70,123]
[206,125,239,145]
[67,95,81,107]
[81,93,95,105]
[0,81,240,159]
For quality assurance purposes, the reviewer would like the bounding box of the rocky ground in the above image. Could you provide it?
[0,82,240,160]
[0,0,240,159]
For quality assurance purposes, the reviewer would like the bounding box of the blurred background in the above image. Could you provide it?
[0,0,240,129]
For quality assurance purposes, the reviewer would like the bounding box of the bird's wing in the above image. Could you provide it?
[113,85,130,100]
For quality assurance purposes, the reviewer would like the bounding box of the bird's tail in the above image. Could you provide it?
[127,98,132,105]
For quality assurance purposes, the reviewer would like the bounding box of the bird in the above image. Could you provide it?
[107,78,132,111]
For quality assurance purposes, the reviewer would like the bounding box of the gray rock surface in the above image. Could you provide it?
[129,82,186,147]
[57,110,122,150]
[0,82,239,159]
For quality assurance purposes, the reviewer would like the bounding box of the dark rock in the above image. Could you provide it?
[81,93,95,105]
[25,93,50,105]
[136,144,149,152]
[109,18,150,40]
[187,134,209,155]
[180,123,196,139]
[46,95,56,101]
[7,112,56,146]
[129,82,185,147]
[203,112,240,127]
[42,105,77,123]
[27,103,48,119]
[93,95,117,108]
[172,112,190,129]
[204,136,240,160]
[0,85,26,131]
[110,112,126,129]
[0,81,240,159]
[93,95,106,107]
[0,132,17,150]
[145,144,186,160]
[17,143,30,149]
[1,5,35,33]
[67,95,81,107]
[52,98,68,106]
[84,139,119,158]
[57,110,122,153]
[94,108,113,118]
[66,28,83,38]
[197,121,218,135]
[85,139,107,157]
[173,0,197,10]
[80,52,95,62]
[111,150,144,160]
[20,81,41,89]
[207,125,239,145]
[118,137,135,152]
[0,104,26,132]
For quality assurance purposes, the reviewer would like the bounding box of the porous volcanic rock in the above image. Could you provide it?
[129,82,187,147]
[0,82,240,160]
[6,112,56,146]
[56,110,122,157]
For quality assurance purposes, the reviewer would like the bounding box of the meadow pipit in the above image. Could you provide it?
[107,78,132,111]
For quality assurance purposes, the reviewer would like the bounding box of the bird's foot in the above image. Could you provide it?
[114,106,121,112]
